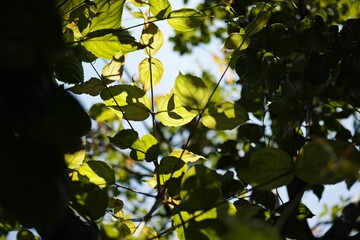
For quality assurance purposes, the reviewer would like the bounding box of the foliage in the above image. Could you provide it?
[1,0,360,239]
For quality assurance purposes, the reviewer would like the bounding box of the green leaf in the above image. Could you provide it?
[158,156,187,185]
[167,8,205,32]
[180,165,222,212]
[16,229,35,240]
[89,103,117,122]
[77,160,115,187]
[70,182,108,221]
[202,101,249,130]
[130,134,160,161]
[65,150,85,169]
[82,30,143,59]
[222,33,250,51]
[110,129,139,149]
[170,149,205,163]
[69,77,105,96]
[174,73,209,112]
[82,0,125,34]
[56,0,84,29]
[54,50,84,84]
[237,148,294,190]
[102,54,125,81]
[156,93,197,127]
[140,23,164,56]
[245,10,270,38]
[149,0,172,19]
[139,57,164,91]
[295,139,360,185]
[100,85,151,121]
[172,202,237,240]
[137,226,158,240]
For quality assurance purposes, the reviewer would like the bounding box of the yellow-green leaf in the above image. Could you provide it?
[158,156,187,185]
[82,31,143,59]
[170,149,205,163]
[156,93,197,126]
[222,33,250,51]
[77,160,115,187]
[102,54,125,81]
[139,57,164,91]
[167,8,205,32]
[140,22,164,56]
[149,0,172,19]
[100,85,151,121]
[65,150,85,169]
[130,134,159,161]
[202,101,249,130]
[174,73,209,112]
[89,103,117,122]
[81,0,125,35]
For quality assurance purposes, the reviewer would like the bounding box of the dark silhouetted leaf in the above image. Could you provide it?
[69,77,105,96]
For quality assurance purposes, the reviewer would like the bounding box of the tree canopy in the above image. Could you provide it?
[1,0,360,239]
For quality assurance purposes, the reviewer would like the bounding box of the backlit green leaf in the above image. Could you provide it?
[89,103,117,122]
[130,134,160,161]
[77,160,115,187]
[137,226,158,240]
[223,33,250,51]
[82,30,143,59]
[149,0,172,19]
[81,0,125,34]
[237,148,294,190]
[139,57,164,91]
[180,165,222,212]
[65,150,85,169]
[140,23,164,56]
[167,9,205,32]
[174,73,209,112]
[172,202,236,240]
[100,85,151,121]
[110,129,139,149]
[102,54,125,81]
[202,101,249,130]
[69,77,105,96]
[77,0,145,59]
[55,0,84,29]
[156,93,197,127]
[158,156,187,185]
[170,149,205,163]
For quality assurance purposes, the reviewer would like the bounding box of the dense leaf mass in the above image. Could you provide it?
[1,0,360,239]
